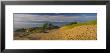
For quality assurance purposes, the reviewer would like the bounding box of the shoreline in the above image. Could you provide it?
[14,24,97,40]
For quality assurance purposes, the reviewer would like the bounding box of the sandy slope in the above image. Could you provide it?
[14,24,96,40]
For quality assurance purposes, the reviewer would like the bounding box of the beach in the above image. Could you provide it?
[14,24,96,40]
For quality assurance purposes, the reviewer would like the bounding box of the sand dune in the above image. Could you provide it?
[14,24,96,40]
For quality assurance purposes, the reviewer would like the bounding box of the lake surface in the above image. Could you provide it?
[14,19,97,31]
[14,22,72,30]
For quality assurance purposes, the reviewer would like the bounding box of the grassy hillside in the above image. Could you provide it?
[61,20,96,30]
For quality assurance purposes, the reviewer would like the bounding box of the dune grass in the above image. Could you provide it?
[61,20,96,30]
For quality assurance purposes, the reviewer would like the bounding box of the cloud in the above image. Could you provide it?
[14,13,97,30]
[14,14,49,22]
[14,13,97,22]
[14,14,82,22]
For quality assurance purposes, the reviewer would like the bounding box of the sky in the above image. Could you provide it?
[14,13,96,22]
[14,13,97,29]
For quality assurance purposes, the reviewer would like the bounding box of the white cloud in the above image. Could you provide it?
[14,14,49,21]
[14,14,82,22]
[14,14,97,22]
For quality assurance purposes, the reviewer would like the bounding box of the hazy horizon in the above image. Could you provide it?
[14,13,97,30]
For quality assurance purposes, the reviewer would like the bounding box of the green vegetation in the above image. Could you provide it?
[15,20,96,33]
[14,20,97,40]
[15,28,26,32]
[67,22,77,25]
[62,20,97,29]
[15,23,60,36]
[42,23,48,33]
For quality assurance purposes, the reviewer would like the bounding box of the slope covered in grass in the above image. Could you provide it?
[61,20,96,30]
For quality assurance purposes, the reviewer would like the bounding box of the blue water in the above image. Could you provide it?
[14,18,96,30]
[14,22,71,30]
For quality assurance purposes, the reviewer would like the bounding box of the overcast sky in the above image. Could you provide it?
[13,13,97,29]
[14,13,97,22]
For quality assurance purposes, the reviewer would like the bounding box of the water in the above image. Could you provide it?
[14,17,97,31]
[14,22,71,31]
